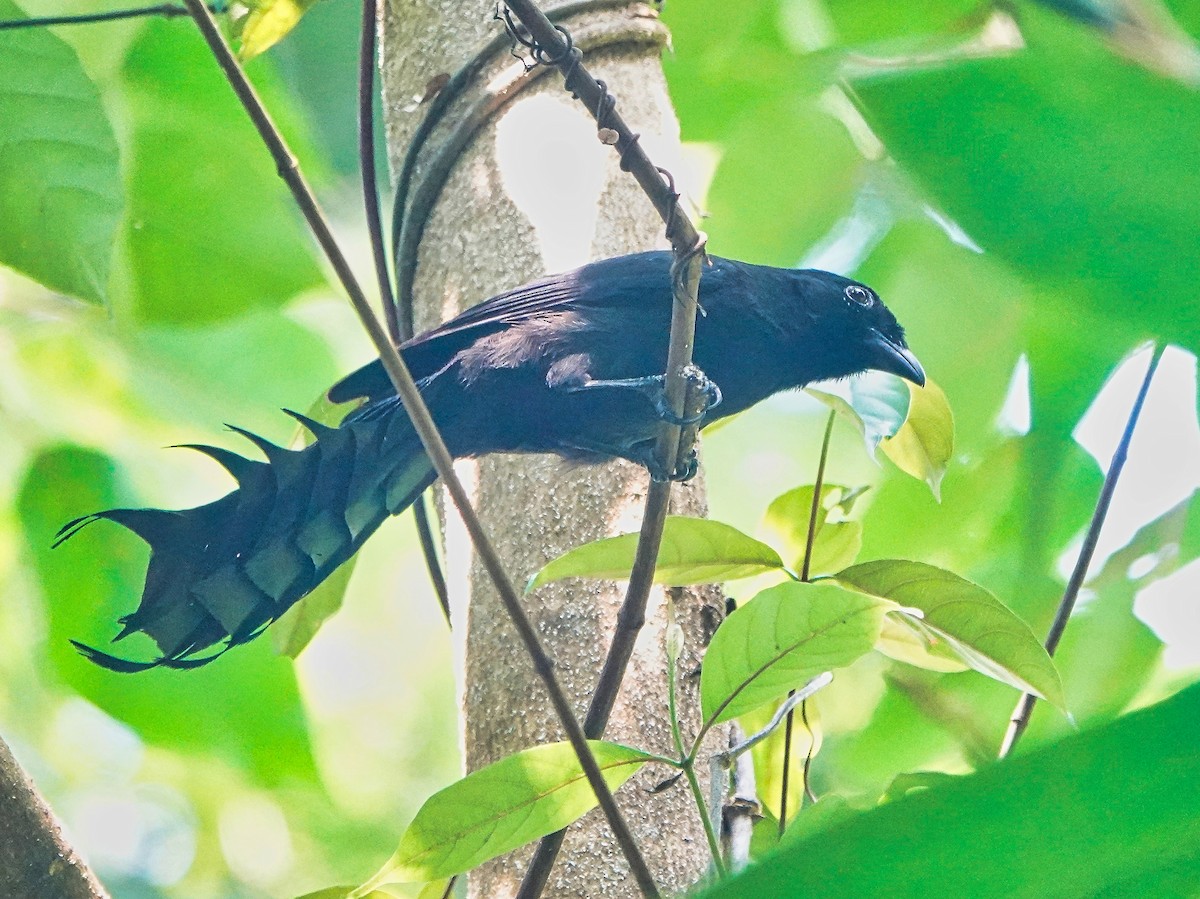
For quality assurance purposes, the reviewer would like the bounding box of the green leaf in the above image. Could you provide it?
[0,0,122,303]
[660,0,819,142]
[880,379,954,499]
[834,560,1065,710]
[364,741,654,884]
[847,6,1200,353]
[698,682,1200,899]
[705,93,865,264]
[121,21,324,322]
[807,372,911,457]
[526,516,786,592]
[762,484,865,577]
[824,0,979,44]
[701,582,888,724]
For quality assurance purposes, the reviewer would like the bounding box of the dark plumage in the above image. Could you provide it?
[58,251,924,671]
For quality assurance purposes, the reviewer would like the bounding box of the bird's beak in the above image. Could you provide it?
[867,329,926,387]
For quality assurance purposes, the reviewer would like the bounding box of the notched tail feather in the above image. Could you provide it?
[58,405,437,672]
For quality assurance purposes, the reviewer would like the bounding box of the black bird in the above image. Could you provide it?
[57,251,924,671]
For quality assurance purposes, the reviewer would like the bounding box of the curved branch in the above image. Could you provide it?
[0,733,108,899]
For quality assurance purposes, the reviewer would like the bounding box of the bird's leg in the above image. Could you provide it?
[564,366,722,426]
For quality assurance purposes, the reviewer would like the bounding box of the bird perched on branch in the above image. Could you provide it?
[58,251,924,671]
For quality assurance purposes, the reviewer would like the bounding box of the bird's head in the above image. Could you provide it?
[785,270,925,389]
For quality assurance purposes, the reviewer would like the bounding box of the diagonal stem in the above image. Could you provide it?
[779,409,836,833]
[0,2,201,29]
[501,1,710,895]
[999,344,1164,758]
[180,2,658,893]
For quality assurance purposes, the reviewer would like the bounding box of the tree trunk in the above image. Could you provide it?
[380,3,725,896]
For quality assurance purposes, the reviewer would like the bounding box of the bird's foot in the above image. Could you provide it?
[567,367,722,427]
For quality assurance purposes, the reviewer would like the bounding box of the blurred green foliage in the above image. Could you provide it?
[0,0,1198,895]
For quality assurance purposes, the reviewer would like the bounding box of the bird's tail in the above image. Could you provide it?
[56,397,436,671]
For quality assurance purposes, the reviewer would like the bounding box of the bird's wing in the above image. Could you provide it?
[329,252,673,403]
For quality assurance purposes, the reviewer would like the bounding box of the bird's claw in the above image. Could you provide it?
[648,448,699,483]
[653,367,723,427]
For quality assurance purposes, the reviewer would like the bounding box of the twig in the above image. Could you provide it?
[179,2,659,893]
[718,675,833,765]
[356,0,450,622]
[711,677,831,871]
[411,498,450,623]
[722,726,758,873]
[779,409,835,832]
[501,1,709,893]
[998,343,1164,758]
[389,0,643,336]
[357,0,399,344]
[0,2,211,28]
[799,698,817,805]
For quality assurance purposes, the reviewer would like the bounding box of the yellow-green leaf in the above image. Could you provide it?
[237,0,320,60]
[880,379,955,499]
[875,614,968,673]
[527,516,786,592]
[762,484,865,577]
[834,560,1064,709]
[361,741,653,885]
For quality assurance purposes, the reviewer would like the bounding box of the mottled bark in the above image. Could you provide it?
[380,3,725,896]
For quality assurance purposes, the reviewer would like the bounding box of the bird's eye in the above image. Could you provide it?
[845,285,875,307]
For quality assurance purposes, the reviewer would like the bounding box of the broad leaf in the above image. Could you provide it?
[0,0,122,303]
[122,21,324,322]
[363,741,654,884]
[807,371,910,457]
[880,379,954,499]
[834,560,1064,709]
[762,484,866,577]
[699,682,1200,898]
[701,582,888,724]
[824,0,978,44]
[527,516,786,592]
[847,6,1200,353]
[704,93,865,265]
